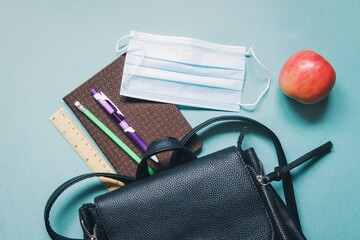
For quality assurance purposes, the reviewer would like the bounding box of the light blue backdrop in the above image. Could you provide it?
[1,0,359,239]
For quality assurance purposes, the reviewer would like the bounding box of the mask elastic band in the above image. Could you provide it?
[240,47,271,110]
[116,34,131,54]
[115,34,145,77]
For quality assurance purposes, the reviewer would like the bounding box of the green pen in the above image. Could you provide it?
[75,101,154,176]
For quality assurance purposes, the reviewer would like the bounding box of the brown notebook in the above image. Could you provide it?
[64,55,202,177]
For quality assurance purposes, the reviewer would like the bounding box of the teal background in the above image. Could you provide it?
[1,0,359,239]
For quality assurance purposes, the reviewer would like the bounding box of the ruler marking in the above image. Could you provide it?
[50,108,124,191]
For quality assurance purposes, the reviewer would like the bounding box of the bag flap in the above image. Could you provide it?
[94,146,274,240]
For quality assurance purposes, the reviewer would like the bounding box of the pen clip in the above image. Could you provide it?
[94,91,124,116]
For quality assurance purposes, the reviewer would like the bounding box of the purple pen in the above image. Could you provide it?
[91,89,159,163]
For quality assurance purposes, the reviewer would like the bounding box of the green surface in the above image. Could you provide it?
[1,0,359,239]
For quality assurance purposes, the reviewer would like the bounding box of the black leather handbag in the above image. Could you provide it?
[45,116,333,240]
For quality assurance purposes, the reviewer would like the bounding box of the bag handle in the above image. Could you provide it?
[136,115,301,226]
[136,136,197,179]
[44,172,135,240]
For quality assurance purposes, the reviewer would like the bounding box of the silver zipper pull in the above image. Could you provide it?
[91,224,98,240]
[81,220,98,240]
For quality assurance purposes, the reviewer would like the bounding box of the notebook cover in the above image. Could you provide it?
[64,55,202,177]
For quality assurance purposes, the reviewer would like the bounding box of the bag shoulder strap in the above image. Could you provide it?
[44,172,135,240]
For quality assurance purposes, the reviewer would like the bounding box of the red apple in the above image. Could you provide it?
[279,50,336,104]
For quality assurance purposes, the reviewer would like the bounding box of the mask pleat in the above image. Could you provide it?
[120,31,251,112]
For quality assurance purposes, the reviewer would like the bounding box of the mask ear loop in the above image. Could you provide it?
[240,47,271,110]
[116,34,131,54]
[115,35,145,78]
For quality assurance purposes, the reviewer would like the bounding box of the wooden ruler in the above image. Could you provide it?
[50,108,124,191]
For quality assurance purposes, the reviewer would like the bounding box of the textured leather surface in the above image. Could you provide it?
[94,146,274,240]
[179,115,301,225]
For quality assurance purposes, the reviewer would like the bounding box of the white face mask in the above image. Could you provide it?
[117,31,270,112]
